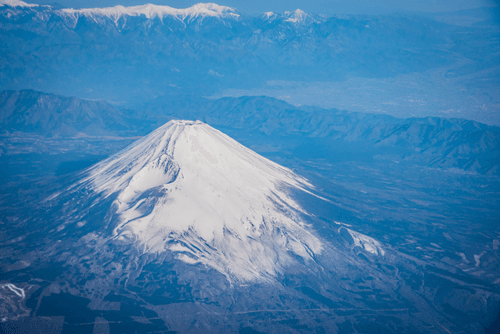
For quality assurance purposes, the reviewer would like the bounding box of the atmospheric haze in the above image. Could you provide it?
[0,1,499,333]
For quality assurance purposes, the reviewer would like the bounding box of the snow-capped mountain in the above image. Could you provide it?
[283,9,318,24]
[0,0,37,7]
[59,3,239,24]
[70,120,322,282]
[0,0,459,103]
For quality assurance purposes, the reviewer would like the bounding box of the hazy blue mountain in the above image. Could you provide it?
[0,1,483,102]
[0,89,154,136]
[2,90,499,174]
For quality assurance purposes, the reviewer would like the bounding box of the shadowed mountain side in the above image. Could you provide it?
[1,90,499,174]
[0,90,155,137]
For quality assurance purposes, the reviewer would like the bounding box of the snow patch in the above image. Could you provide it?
[474,251,486,267]
[0,0,37,7]
[263,11,276,19]
[208,69,224,77]
[1,284,25,299]
[340,227,385,256]
[77,221,87,228]
[457,252,469,263]
[284,9,314,24]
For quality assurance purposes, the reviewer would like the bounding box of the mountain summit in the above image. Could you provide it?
[59,3,239,23]
[77,120,322,282]
[0,0,37,7]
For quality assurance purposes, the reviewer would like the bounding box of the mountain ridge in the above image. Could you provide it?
[0,1,467,104]
[58,3,240,25]
[0,89,154,137]
[1,90,498,175]
[0,0,37,7]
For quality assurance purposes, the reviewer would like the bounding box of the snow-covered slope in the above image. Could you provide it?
[0,0,37,7]
[77,120,322,282]
[284,9,317,24]
[60,2,238,23]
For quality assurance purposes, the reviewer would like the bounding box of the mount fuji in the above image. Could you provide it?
[2,117,500,333]
[60,120,324,282]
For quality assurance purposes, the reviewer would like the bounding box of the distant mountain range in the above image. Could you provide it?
[0,0,487,103]
[2,89,499,175]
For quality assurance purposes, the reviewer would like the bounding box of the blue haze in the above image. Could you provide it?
[1,1,500,333]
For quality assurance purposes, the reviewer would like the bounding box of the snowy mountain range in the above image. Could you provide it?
[60,3,239,24]
[0,0,37,7]
[0,1,319,25]
[0,1,317,23]
[0,0,472,105]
